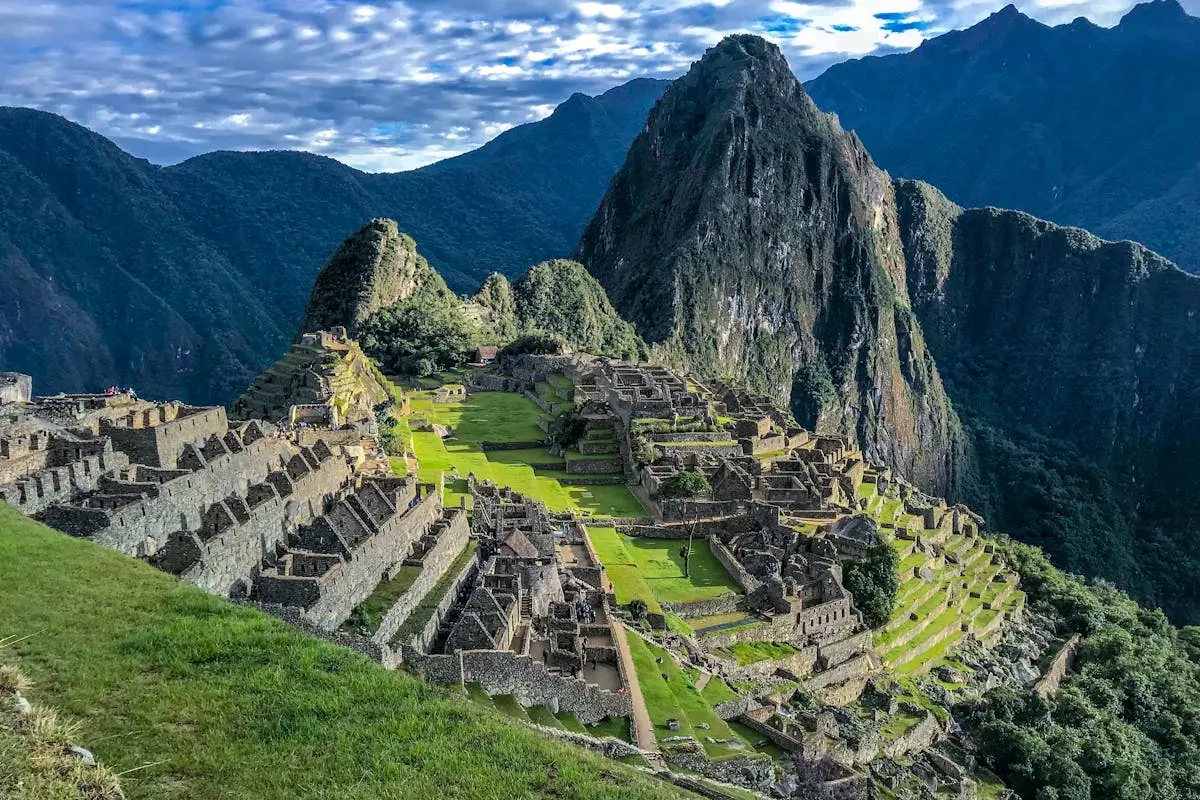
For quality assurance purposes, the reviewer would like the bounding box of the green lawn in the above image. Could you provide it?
[0,506,689,800]
[585,528,741,606]
[723,641,799,666]
[403,392,644,518]
[351,563,423,631]
[623,631,757,762]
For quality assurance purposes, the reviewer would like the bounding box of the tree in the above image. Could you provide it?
[359,289,480,375]
[843,543,899,629]
[629,598,648,620]
[657,471,712,500]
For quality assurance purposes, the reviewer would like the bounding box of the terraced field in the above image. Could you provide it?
[860,479,1026,676]
[395,388,644,518]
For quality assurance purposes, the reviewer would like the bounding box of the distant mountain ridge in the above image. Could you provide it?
[805,0,1200,274]
[0,78,667,403]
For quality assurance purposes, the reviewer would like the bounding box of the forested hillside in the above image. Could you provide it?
[0,78,666,402]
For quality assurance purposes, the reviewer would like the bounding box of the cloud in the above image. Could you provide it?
[0,0,1196,172]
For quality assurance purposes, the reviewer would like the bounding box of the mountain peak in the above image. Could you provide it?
[1119,0,1191,32]
[698,34,791,77]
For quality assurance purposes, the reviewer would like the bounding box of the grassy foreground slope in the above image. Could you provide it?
[0,504,688,800]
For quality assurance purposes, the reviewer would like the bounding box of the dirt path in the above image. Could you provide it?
[694,671,712,693]
[609,618,659,762]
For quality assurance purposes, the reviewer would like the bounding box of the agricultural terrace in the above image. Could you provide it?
[0,505,689,800]
[394,385,645,518]
[858,474,1026,677]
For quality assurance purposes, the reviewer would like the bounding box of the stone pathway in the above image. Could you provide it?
[694,671,712,693]
[609,618,659,763]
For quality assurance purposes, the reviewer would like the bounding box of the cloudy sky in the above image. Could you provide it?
[1,0,1195,172]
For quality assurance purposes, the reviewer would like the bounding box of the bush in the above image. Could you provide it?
[656,471,712,500]
[359,286,481,375]
[628,599,648,620]
[632,434,662,466]
[497,330,568,362]
[842,544,899,628]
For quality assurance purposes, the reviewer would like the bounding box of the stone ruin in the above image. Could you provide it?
[406,478,634,727]
[0,374,468,643]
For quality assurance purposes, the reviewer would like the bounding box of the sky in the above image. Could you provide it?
[1,0,1196,172]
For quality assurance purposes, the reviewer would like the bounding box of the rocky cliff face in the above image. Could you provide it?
[297,218,447,338]
[580,35,963,493]
[897,179,1200,619]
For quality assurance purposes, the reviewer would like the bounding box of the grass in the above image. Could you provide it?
[0,506,690,800]
[0,660,125,800]
[350,564,422,632]
[623,631,757,762]
[723,642,799,667]
[699,676,738,706]
[403,391,644,518]
[585,528,741,607]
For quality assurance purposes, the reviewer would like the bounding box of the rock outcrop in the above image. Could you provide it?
[297,219,448,338]
[580,35,964,494]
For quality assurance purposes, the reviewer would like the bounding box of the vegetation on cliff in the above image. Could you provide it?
[298,218,450,339]
[966,537,1200,800]
[512,260,645,362]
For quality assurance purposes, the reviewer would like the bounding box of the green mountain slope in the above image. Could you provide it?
[0,79,667,403]
[898,179,1200,621]
[0,504,688,800]
[805,0,1200,274]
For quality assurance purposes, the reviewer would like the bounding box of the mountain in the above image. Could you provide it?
[580,35,964,495]
[580,34,1200,623]
[898,179,1200,621]
[298,222,644,372]
[0,78,667,403]
[805,0,1200,274]
[297,219,448,338]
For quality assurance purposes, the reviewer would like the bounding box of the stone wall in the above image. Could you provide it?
[402,549,480,656]
[417,649,632,725]
[104,406,228,468]
[659,443,745,459]
[283,490,443,631]
[816,629,873,670]
[663,595,741,619]
[665,747,776,792]
[0,373,32,405]
[176,453,355,596]
[0,448,130,516]
[1034,633,1082,698]
[710,536,760,593]
[742,434,786,455]
[883,711,941,759]
[565,457,623,474]
[371,511,471,646]
[43,435,297,556]
[806,653,873,690]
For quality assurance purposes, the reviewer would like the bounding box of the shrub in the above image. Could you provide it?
[656,471,712,500]
[628,599,648,620]
[842,544,899,629]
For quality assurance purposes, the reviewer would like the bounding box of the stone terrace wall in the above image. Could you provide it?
[816,629,873,670]
[45,436,296,556]
[179,454,356,596]
[418,649,632,725]
[0,449,129,516]
[403,551,480,657]
[299,490,443,631]
[104,407,228,468]
[372,510,471,646]
[710,537,760,593]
